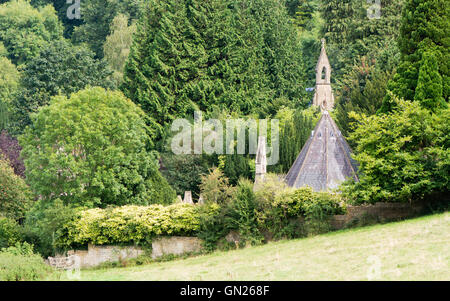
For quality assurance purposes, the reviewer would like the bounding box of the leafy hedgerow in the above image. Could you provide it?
[59,203,220,248]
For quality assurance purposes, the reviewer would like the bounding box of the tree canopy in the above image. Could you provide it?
[122,0,306,144]
[0,0,63,66]
[20,87,176,208]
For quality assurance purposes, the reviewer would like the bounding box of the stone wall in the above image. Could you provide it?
[151,236,203,259]
[330,201,426,230]
[48,236,203,269]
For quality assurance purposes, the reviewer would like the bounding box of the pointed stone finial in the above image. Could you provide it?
[321,38,326,48]
[254,136,267,191]
[197,194,204,205]
[183,191,193,204]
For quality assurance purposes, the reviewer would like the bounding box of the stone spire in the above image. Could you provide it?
[254,136,267,190]
[313,38,335,111]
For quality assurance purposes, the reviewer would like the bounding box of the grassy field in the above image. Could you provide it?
[57,212,449,281]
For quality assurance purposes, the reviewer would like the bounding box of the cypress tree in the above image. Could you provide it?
[414,50,446,111]
[122,0,306,145]
[380,0,449,112]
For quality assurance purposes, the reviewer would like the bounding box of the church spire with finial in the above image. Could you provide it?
[313,38,334,111]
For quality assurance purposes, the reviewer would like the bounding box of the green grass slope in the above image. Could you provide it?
[59,212,449,281]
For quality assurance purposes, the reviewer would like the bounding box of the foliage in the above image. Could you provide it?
[414,50,447,111]
[381,0,449,112]
[319,0,403,87]
[10,39,114,134]
[225,179,263,246]
[220,154,253,186]
[196,201,228,252]
[0,242,52,281]
[199,168,235,205]
[254,175,345,239]
[103,14,137,86]
[253,174,299,239]
[292,188,345,235]
[28,0,82,37]
[271,106,319,173]
[160,153,212,199]
[0,217,23,249]
[23,199,81,257]
[342,98,450,204]
[334,58,392,138]
[0,0,63,66]
[122,0,306,143]
[20,87,176,208]
[0,56,20,131]
[59,203,220,248]
[0,157,32,220]
[0,130,25,177]
[72,0,144,57]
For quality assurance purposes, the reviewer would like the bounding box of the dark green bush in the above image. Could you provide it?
[225,179,263,246]
[254,174,300,240]
[0,242,52,281]
[196,203,228,252]
[23,199,81,257]
[198,174,347,249]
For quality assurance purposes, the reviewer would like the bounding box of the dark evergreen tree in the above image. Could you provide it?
[320,0,403,88]
[380,0,449,112]
[335,58,391,138]
[414,50,446,111]
[71,0,145,57]
[10,39,114,135]
[122,0,306,145]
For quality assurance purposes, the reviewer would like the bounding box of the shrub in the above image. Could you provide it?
[225,179,263,246]
[254,174,300,239]
[0,158,32,220]
[342,99,449,204]
[199,168,235,205]
[0,217,23,248]
[291,188,346,235]
[23,199,81,257]
[59,203,220,248]
[0,242,52,281]
[19,87,176,208]
[254,175,345,238]
[160,153,212,199]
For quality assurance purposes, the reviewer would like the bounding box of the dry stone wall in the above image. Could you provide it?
[330,201,426,230]
[48,236,203,269]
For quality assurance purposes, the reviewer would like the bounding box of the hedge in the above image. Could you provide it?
[59,203,220,247]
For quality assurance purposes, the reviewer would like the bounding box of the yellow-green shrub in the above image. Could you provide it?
[59,203,220,247]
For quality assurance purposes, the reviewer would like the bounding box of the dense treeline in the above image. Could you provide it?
[122,0,306,144]
[0,0,448,264]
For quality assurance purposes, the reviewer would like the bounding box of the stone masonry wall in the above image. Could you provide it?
[330,201,426,230]
[48,236,203,269]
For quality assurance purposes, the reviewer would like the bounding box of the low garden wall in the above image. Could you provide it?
[330,201,426,230]
[47,201,428,269]
[48,236,203,269]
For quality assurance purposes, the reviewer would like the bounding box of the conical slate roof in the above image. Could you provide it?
[285,111,358,191]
